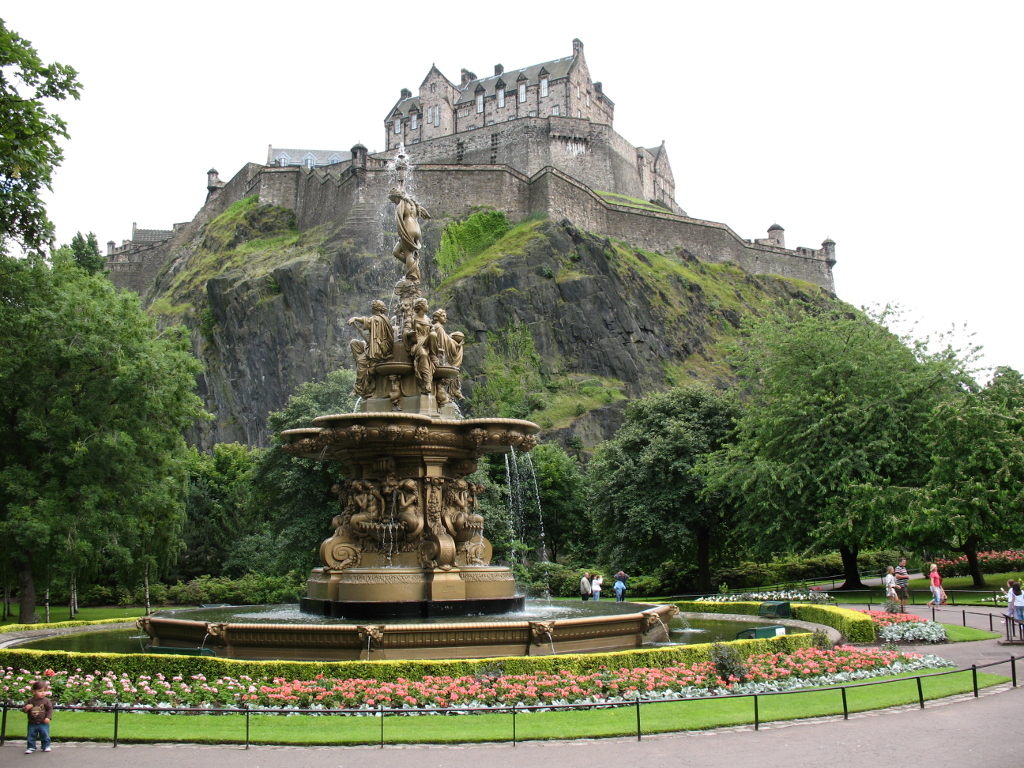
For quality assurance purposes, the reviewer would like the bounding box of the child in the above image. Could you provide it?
[23,680,53,753]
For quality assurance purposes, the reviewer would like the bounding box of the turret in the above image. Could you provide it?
[822,237,836,264]
[207,168,225,197]
[767,223,785,248]
[106,240,116,256]
[351,143,368,170]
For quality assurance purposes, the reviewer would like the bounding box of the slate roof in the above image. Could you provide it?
[268,147,351,166]
[132,228,173,243]
[454,55,575,105]
[389,97,421,118]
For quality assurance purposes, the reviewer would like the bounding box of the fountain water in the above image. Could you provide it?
[138,155,677,660]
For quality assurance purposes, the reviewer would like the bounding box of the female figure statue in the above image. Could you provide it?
[405,297,435,395]
[389,187,430,282]
[349,339,374,398]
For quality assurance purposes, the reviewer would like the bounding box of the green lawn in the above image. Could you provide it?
[1,606,148,628]
[14,670,1006,746]
[942,624,1002,642]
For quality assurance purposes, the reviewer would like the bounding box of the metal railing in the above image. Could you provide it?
[1,656,1018,748]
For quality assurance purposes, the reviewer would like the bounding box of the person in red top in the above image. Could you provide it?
[926,563,945,607]
[23,679,53,753]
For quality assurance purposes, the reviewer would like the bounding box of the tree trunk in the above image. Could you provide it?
[16,559,37,624]
[144,563,151,616]
[44,583,50,623]
[695,528,713,593]
[68,573,77,620]
[963,538,986,588]
[837,544,867,589]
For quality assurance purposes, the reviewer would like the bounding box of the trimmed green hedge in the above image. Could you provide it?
[1,617,134,633]
[671,601,876,644]
[0,633,813,683]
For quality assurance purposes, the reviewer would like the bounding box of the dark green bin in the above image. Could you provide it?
[735,624,787,640]
[758,601,792,618]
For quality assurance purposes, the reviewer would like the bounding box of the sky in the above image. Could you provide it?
[6,1,1023,374]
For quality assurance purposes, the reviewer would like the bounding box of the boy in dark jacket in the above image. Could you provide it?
[23,680,53,753]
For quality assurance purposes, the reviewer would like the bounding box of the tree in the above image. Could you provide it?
[0,252,206,621]
[589,385,740,591]
[528,443,589,563]
[172,443,260,581]
[0,21,80,255]
[69,232,105,274]
[901,367,1024,586]
[698,306,960,588]
[247,369,356,575]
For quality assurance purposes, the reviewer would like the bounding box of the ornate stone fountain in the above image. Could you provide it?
[138,149,677,659]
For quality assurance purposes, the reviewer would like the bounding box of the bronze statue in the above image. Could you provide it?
[405,297,435,395]
[347,299,395,361]
[349,339,375,398]
[389,186,430,282]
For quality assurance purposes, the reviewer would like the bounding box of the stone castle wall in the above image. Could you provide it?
[109,155,834,297]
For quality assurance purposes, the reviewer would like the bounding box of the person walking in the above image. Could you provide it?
[579,572,592,602]
[894,558,910,612]
[614,570,628,602]
[23,680,53,753]
[1005,580,1024,622]
[591,573,603,601]
[883,566,897,602]
[613,576,626,602]
[926,564,944,607]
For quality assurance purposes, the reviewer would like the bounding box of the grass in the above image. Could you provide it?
[941,624,1002,642]
[25,669,1008,746]
[1,606,147,628]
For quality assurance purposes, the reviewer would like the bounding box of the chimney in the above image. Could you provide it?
[594,82,603,93]
[400,88,412,99]
[572,38,584,57]
[494,63,504,76]
[460,68,477,86]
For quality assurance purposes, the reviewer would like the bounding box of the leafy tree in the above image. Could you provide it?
[0,252,206,621]
[0,20,80,255]
[69,232,105,274]
[526,443,589,563]
[901,366,1024,586]
[172,443,260,581]
[247,369,356,574]
[590,385,740,591]
[698,306,960,589]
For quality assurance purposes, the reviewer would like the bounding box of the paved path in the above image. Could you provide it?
[2,605,1020,767]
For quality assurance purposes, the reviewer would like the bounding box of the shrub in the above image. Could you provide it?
[712,550,904,589]
[935,550,1024,577]
[710,642,747,682]
[670,601,876,644]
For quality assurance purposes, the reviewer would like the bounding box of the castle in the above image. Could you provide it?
[106,39,836,296]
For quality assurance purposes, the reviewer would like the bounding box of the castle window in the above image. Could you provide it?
[476,93,484,113]
[576,84,581,98]
[519,82,527,102]
[551,105,560,116]
[395,119,402,134]
[434,107,440,126]
[430,83,436,93]
[411,113,418,129]
[305,156,315,168]
[540,77,549,97]
[586,92,590,106]
[498,89,505,108]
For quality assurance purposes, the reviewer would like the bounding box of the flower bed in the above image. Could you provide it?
[858,611,947,643]
[935,550,1024,578]
[0,646,951,712]
[696,590,835,605]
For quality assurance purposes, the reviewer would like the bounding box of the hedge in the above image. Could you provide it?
[0,633,814,685]
[670,601,876,644]
[1,617,134,633]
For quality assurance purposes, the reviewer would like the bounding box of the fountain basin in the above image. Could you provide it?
[136,602,679,661]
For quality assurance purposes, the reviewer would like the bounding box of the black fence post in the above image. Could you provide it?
[1011,656,1017,688]
[635,696,642,741]
[379,704,385,749]
[931,606,935,622]
[841,687,848,720]
[962,609,967,627]
[753,695,759,731]
[916,676,924,709]
[512,703,517,746]
[1,701,7,746]
[113,703,119,748]
[971,665,978,697]
[989,613,994,632]
[245,705,250,749]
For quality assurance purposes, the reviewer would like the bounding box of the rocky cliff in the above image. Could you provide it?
[142,197,834,450]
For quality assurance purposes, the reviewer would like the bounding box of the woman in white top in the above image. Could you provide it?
[1004,580,1024,622]
[882,566,897,601]
[591,574,603,601]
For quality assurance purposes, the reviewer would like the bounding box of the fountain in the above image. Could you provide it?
[138,148,677,660]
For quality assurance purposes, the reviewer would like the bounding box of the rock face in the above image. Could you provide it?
[142,200,831,450]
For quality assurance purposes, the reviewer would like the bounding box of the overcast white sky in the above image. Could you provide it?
[7,1,1023,374]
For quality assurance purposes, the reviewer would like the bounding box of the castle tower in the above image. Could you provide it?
[822,237,836,265]
[768,223,785,248]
